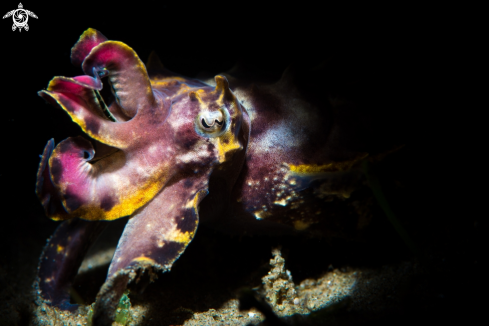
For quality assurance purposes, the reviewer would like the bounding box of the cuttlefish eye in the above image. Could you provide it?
[195,108,229,137]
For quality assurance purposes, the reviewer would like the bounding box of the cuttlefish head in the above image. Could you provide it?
[36,29,249,224]
[36,29,250,318]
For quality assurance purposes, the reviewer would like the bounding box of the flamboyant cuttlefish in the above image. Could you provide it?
[35,28,400,324]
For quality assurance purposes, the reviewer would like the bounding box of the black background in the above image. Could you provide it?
[1,2,429,228]
[0,1,482,325]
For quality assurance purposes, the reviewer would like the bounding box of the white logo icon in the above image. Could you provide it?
[3,3,37,32]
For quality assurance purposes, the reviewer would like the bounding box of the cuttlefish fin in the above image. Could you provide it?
[91,175,208,324]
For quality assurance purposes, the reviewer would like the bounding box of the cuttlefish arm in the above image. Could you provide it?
[91,74,249,323]
[37,219,107,310]
[37,30,174,222]
[92,177,208,324]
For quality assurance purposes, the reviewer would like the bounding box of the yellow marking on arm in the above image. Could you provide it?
[185,189,207,216]
[55,167,171,221]
[57,245,65,253]
[168,228,192,244]
[79,28,98,39]
[132,256,156,264]
[164,219,195,244]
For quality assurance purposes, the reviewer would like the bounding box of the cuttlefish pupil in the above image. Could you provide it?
[202,116,224,128]
[197,109,228,136]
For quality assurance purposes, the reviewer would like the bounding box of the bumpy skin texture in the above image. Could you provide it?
[35,29,392,324]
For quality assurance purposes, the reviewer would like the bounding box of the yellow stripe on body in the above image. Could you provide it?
[289,153,369,174]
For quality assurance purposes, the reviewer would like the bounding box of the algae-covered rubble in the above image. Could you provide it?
[1,206,483,326]
[260,247,356,317]
[29,239,418,326]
